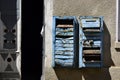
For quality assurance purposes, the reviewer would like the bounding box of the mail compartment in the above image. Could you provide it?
[79,16,103,68]
[52,16,77,67]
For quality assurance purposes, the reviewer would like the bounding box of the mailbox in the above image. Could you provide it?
[79,16,103,68]
[52,16,77,67]
[52,16,103,68]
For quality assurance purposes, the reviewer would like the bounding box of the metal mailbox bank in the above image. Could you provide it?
[52,16,103,68]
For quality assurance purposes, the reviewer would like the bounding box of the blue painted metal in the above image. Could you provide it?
[55,59,73,67]
[81,18,100,28]
[52,16,77,67]
[56,28,73,32]
[55,47,73,50]
[79,16,104,68]
[55,43,73,48]
[55,51,74,56]
[55,55,74,59]
[56,39,74,44]
[52,16,103,68]
[52,16,56,67]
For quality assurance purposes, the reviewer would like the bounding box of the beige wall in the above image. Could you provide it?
[43,0,120,80]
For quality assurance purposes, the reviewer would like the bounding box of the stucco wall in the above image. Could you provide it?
[43,0,120,80]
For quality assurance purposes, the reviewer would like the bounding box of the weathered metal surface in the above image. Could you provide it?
[57,24,73,28]
[83,40,101,47]
[83,54,101,58]
[55,55,74,59]
[56,30,73,34]
[55,43,73,47]
[86,36,101,40]
[55,50,74,56]
[56,37,73,40]
[83,46,101,48]
[81,18,100,28]
[83,50,101,54]
[84,33,101,36]
[56,31,73,36]
[55,59,73,63]
[55,47,73,51]
[83,29,100,32]
[55,60,73,67]
[79,16,103,68]
[56,28,73,32]
[55,39,74,44]
[52,16,76,67]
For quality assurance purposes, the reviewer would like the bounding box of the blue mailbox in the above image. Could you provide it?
[52,16,77,67]
[52,16,103,68]
[79,16,103,68]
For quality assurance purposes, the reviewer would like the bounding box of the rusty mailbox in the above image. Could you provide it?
[79,16,103,68]
[52,16,78,67]
[52,16,103,68]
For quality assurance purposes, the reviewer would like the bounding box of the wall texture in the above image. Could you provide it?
[43,0,120,80]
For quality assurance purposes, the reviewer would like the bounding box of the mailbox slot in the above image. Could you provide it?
[81,18,100,28]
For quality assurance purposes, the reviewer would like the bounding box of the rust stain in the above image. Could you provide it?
[57,24,73,28]
[83,50,101,54]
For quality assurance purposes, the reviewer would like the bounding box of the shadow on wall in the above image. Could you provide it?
[103,22,114,67]
[54,68,112,80]
[54,22,114,80]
